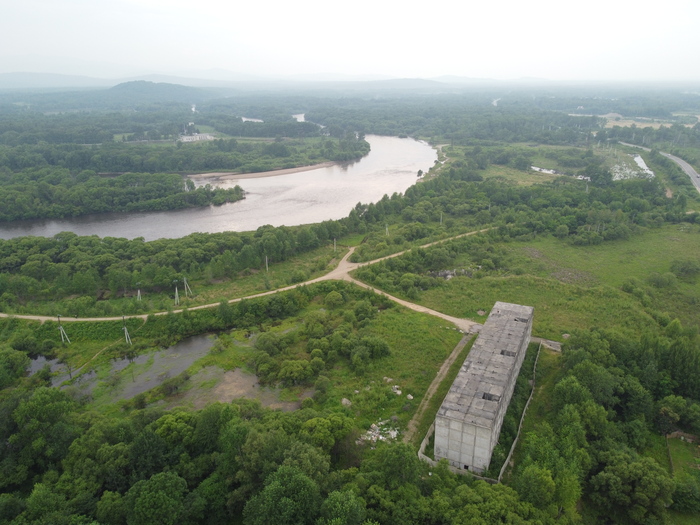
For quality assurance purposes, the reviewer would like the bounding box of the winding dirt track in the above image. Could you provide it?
[403,334,473,444]
[0,228,489,330]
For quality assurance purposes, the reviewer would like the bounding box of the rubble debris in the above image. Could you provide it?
[356,419,400,445]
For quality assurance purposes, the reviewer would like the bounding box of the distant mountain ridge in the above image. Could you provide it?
[0,72,114,90]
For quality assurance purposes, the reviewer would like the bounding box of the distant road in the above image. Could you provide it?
[620,142,700,194]
[660,151,700,193]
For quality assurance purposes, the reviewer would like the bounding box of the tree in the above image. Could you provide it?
[0,346,30,389]
[125,471,188,525]
[242,466,321,525]
[362,443,424,490]
[317,490,366,525]
[324,290,344,309]
[513,464,555,509]
[589,449,674,524]
[23,483,67,523]
[554,224,569,238]
[6,387,77,488]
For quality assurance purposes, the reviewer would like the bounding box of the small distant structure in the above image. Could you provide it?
[180,122,214,142]
[434,302,534,473]
[180,133,214,142]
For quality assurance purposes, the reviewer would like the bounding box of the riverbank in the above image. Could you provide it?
[188,161,335,181]
[0,135,436,240]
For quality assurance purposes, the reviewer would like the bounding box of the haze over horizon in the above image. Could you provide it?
[2,0,699,84]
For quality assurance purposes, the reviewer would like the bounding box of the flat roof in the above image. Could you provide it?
[437,302,534,429]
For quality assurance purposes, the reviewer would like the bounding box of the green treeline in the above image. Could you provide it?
[0,136,365,174]
[0,388,556,525]
[0,108,190,145]
[0,170,243,221]
[601,124,700,150]
[0,220,344,316]
[306,100,601,145]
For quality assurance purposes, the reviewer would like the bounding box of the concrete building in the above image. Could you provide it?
[434,301,534,473]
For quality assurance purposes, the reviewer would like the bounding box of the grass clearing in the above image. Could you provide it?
[643,434,673,475]
[419,274,652,340]
[668,437,700,474]
[409,335,476,448]
[504,225,700,327]
[317,305,463,430]
[510,348,561,447]
[483,164,558,185]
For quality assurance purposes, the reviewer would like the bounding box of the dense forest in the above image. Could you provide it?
[1,84,700,524]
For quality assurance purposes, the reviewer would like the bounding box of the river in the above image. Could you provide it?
[0,135,435,241]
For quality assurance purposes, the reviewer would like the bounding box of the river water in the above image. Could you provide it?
[0,135,434,241]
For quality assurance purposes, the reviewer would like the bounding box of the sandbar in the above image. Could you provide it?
[188,161,335,181]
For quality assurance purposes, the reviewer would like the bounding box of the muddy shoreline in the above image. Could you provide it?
[188,162,335,181]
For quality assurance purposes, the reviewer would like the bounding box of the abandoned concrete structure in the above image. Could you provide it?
[434,301,534,473]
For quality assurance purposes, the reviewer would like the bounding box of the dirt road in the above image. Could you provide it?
[402,334,473,444]
[1,228,489,330]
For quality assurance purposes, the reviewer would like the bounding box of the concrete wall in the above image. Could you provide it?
[434,415,493,472]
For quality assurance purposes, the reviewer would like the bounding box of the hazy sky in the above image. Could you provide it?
[2,0,699,81]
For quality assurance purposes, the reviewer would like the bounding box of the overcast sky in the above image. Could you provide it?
[2,0,699,82]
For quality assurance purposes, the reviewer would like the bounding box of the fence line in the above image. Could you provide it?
[417,341,544,485]
[498,341,542,482]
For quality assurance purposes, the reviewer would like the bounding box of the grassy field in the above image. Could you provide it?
[668,437,700,473]
[502,224,700,328]
[643,434,673,475]
[481,164,558,185]
[352,223,700,340]
[420,274,653,340]
[409,335,475,448]
[315,305,463,430]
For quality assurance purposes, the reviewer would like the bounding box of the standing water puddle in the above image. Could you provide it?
[31,334,216,400]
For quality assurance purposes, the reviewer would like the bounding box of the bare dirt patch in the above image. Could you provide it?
[180,367,305,411]
[521,247,597,286]
[550,268,598,286]
[522,247,544,259]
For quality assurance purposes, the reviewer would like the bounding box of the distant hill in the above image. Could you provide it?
[0,80,222,111]
[0,72,113,90]
[106,80,213,103]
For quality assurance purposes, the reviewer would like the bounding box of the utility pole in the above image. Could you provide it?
[123,316,132,345]
[57,315,70,344]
